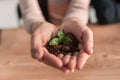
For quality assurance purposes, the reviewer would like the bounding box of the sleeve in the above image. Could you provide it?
[19,0,46,33]
[64,0,91,24]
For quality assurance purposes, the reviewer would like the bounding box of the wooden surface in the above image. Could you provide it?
[0,24,120,80]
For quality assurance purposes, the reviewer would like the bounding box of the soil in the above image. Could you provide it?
[46,33,80,55]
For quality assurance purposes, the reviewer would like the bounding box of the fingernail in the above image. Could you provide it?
[71,69,74,73]
[77,64,84,70]
[78,66,83,70]
[65,69,70,74]
[35,52,40,60]
[89,47,93,54]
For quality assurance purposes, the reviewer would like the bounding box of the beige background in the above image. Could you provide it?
[0,24,120,80]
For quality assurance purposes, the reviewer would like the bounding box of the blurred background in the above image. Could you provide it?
[0,0,120,29]
[0,0,99,29]
[0,0,98,46]
[0,0,22,29]
[0,0,120,80]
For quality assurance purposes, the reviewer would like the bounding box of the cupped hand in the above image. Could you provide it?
[60,18,93,73]
[31,22,63,68]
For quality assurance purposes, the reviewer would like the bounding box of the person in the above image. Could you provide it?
[91,0,120,24]
[19,0,93,73]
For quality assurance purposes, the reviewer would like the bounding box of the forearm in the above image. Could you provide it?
[64,0,91,24]
[19,0,46,33]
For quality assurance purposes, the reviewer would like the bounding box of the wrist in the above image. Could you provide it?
[63,17,81,22]
[30,22,46,34]
[63,17,84,25]
[62,17,87,29]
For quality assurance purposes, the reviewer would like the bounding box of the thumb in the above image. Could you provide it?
[82,28,93,55]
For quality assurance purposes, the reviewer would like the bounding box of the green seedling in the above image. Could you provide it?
[61,36,72,44]
[49,38,59,45]
[49,29,72,45]
[57,29,65,40]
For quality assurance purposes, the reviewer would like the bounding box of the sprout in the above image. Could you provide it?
[49,29,72,45]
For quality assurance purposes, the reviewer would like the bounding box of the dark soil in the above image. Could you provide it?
[46,33,80,55]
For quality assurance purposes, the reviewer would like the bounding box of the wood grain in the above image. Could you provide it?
[0,24,120,80]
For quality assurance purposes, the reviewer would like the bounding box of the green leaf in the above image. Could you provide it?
[57,29,65,40]
[61,36,72,44]
[49,38,60,45]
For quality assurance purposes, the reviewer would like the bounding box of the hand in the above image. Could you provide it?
[31,22,63,68]
[60,18,93,73]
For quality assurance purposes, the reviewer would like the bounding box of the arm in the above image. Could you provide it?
[20,0,63,70]
[61,0,93,72]
[64,0,91,24]
[19,0,46,33]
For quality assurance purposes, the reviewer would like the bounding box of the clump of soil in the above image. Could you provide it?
[46,29,80,55]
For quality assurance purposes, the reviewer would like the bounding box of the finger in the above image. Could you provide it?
[67,53,78,72]
[31,35,36,58]
[82,28,93,55]
[61,67,70,74]
[76,49,90,70]
[57,53,64,59]
[43,48,63,68]
[34,48,44,61]
[62,54,71,66]
[31,35,44,60]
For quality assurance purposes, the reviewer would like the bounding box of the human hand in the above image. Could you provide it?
[60,17,93,73]
[31,22,63,68]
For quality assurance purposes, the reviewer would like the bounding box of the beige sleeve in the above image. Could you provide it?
[19,0,46,33]
[64,0,91,24]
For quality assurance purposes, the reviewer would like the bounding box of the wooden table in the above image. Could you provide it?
[0,24,120,80]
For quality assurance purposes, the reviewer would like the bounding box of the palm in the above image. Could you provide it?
[60,18,93,72]
[31,22,63,68]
